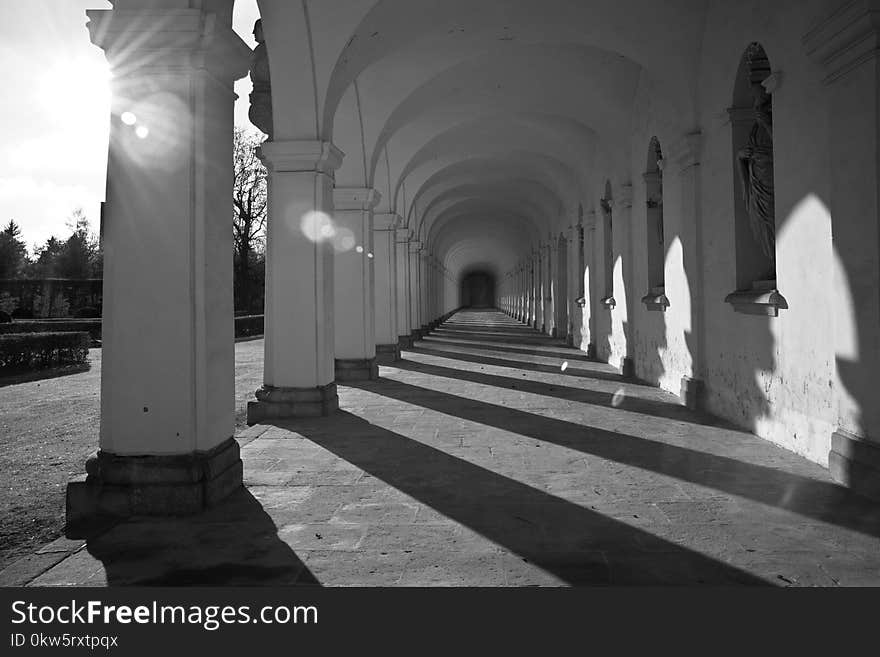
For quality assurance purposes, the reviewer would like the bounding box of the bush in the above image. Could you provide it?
[0,332,90,374]
[235,314,264,338]
[74,306,100,318]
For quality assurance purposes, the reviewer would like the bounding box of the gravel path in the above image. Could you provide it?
[0,341,265,570]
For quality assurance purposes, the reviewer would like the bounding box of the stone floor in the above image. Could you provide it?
[4,310,880,586]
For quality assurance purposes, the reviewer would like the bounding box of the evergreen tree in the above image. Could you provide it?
[0,220,29,279]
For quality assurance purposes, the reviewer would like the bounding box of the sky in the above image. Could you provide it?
[0,0,260,254]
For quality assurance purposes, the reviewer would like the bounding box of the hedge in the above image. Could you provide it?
[0,332,90,374]
[235,314,264,338]
[0,315,264,344]
[0,319,102,343]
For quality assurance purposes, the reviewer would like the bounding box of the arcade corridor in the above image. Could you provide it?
[13,311,880,586]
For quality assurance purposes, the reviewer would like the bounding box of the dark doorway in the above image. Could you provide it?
[461,272,496,308]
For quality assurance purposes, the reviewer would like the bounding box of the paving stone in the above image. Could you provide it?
[12,311,880,586]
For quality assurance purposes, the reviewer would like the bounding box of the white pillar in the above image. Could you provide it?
[374,212,400,363]
[333,188,379,381]
[395,229,413,347]
[566,225,580,346]
[531,251,540,328]
[247,141,343,422]
[419,250,430,330]
[409,241,423,337]
[807,5,880,500]
[616,183,636,378]
[68,7,251,524]
[670,133,705,407]
[542,242,554,334]
[585,211,598,358]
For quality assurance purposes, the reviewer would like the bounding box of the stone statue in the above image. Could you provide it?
[249,19,273,139]
[737,80,775,276]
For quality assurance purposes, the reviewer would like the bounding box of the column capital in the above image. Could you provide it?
[804,0,880,84]
[373,212,401,230]
[87,9,251,83]
[409,241,423,253]
[334,187,381,211]
[395,228,412,242]
[258,140,344,174]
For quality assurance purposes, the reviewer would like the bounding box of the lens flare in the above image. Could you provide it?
[121,112,137,125]
[356,246,364,253]
[367,252,374,259]
[331,227,356,252]
[300,211,336,242]
[612,388,626,407]
[135,125,149,139]
[561,361,569,372]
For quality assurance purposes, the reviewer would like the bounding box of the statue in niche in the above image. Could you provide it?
[249,19,273,140]
[736,68,775,278]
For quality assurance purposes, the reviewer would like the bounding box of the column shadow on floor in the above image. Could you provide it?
[352,378,880,538]
[80,488,320,586]
[280,413,766,585]
[394,358,720,427]
[410,343,655,387]
[417,332,594,363]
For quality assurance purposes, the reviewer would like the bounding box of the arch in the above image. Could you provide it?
[460,270,496,308]
[729,42,777,290]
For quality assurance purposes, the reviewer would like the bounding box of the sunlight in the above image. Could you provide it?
[37,56,110,127]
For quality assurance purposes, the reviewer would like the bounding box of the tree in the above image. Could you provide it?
[232,127,268,313]
[30,236,64,278]
[56,209,99,279]
[0,220,29,279]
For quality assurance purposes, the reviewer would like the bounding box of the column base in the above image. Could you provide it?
[680,376,705,411]
[550,327,559,338]
[620,356,635,379]
[411,328,425,340]
[247,383,338,424]
[335,358,379,382]
[398,334,414,349]
[830,430,880,502]
[565,333,575,348]
[586,343,597,360]
[375,343,401,364]
[65,437,242,535]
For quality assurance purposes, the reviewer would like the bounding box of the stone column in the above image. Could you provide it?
[585,211,598,359]
[551,241,562,338]
[374,212,401,363]
[566,225,579,347]
[246,140,343,422]
[67,7,251,525]
[616,183,636,379]
[532,250,541,329]
[426,255,436,326]
[420,250,430,331]
[395,228,413,348]
[408,241,423,338]
[333,188,379,381]
[542,242,554,334]
[670,132,705,409]
[806,2,880,500]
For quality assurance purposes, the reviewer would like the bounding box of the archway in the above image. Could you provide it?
[460,271,496,308]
